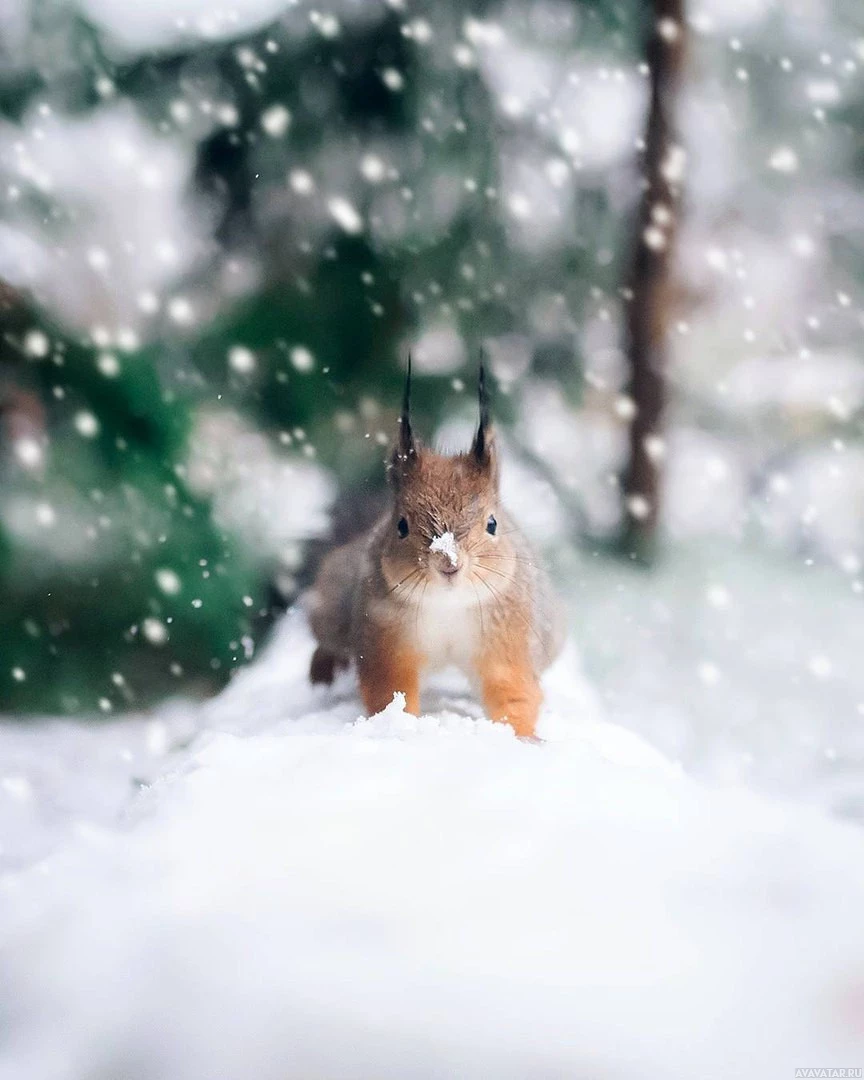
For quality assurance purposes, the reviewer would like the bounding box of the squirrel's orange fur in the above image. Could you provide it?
[305,365,564,738]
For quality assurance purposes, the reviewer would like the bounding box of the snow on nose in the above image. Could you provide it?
[429,531,459,567]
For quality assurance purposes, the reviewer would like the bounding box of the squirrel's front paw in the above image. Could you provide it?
[358,644,422,717]
[498,712,539,740]
[480,661,543,739]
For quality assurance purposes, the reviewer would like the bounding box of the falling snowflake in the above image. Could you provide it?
[697,661,720,686]
[35,503,56,527]
[768,147,798,173]
[142,617,169,646]
[74,412,100,438]
[15,439,43,469]
[97,353,121,377]
[290,346,315,372]
[381,68,404,92]
[626,495,651,521]
[310,11,340,38]
[360,154,386,183]
[23,330,50,358]
[261,105,291,138]
[289,170,315,195]
[327,197,363,234]
[168,297,195,325]
[155,569,182,596]
[228,345,257,374]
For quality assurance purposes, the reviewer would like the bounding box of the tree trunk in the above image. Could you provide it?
[620,0,687,559]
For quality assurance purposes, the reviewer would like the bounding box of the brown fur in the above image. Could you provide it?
[304,408,564,738]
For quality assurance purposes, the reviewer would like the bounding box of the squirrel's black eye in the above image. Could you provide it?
[397,517,409,539]
[486,515,497,536]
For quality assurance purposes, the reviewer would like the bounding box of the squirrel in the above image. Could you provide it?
[304,360,565,738]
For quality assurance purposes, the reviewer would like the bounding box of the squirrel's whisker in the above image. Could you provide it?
[400,573,425,609]
[473,572,505,620]
[414,578,429,640]
[473,552,540,567]
[471,578,486,639]
[383,568,421,599]
[474,562,516,584]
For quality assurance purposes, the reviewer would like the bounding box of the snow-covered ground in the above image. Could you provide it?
[2,592,864,1079]
[1,0,862,1068]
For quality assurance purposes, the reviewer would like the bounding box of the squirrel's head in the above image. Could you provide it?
[381,358,514,595]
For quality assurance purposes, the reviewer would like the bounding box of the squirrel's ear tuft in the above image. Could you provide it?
[471,354,498,482]
[390,352,418,484]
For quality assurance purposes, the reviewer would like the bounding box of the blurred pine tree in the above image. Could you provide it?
[0,282,265,712]
[0,1,643,713]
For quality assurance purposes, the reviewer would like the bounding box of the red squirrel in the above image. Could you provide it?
[305,361,564,738]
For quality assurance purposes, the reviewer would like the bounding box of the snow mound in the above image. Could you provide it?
[1,615,864,1078]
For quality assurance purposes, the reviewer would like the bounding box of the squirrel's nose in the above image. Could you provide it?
[429,531,461,577]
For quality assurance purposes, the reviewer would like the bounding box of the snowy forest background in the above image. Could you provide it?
[6,3,864,1077]
[1,0,864,815]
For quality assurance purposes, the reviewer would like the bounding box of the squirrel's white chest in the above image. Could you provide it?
[413,583,482,672]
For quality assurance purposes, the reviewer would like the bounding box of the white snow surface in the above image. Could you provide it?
[1,612,864,1079]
